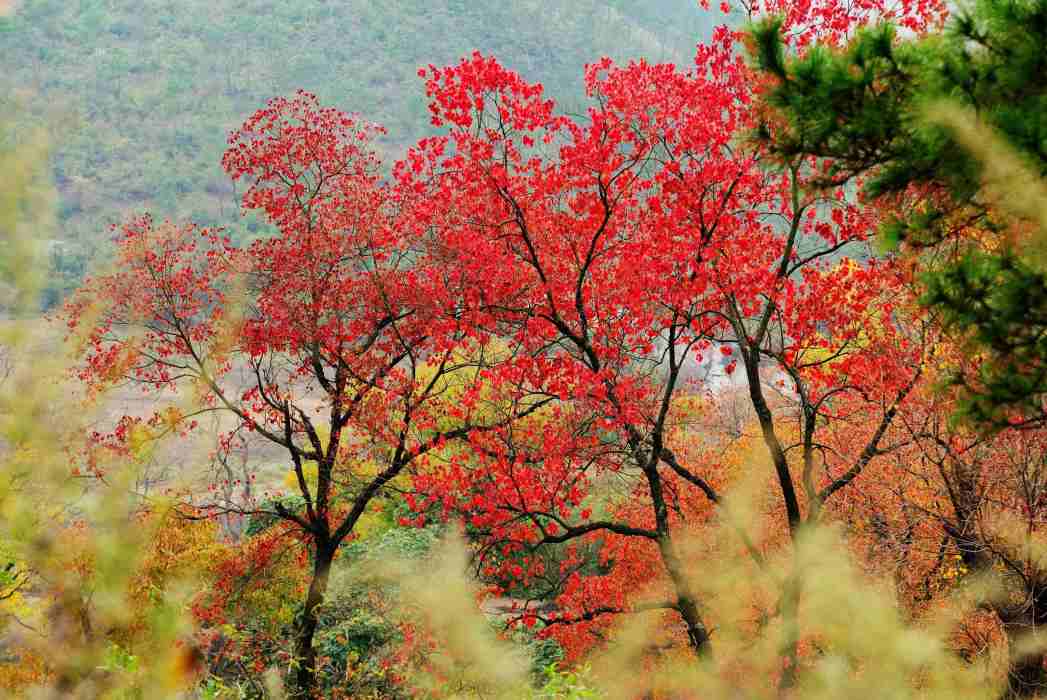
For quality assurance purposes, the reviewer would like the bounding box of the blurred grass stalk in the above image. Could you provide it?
[0,108,199,697]
[924,100,1047,271]
[376,463,1010,699]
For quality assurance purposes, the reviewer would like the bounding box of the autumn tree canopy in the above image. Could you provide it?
[53,0,1047,698]
[393,0,947,684]
[65,91,558,697]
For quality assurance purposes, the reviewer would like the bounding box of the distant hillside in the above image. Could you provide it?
[1,0,714,305]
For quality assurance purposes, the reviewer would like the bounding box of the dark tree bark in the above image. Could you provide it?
[290,544,335,699]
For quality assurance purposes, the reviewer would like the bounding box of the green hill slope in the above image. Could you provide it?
[1,0,713,305]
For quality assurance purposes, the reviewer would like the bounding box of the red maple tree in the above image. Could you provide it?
[401,0,945,684]
[65,92,551,697]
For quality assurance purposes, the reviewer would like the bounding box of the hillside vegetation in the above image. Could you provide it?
[0,0,712,306]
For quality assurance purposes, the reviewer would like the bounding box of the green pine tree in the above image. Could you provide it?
[748,0,1047,431]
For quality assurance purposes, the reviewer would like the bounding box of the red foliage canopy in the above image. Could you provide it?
[64,0,950,684]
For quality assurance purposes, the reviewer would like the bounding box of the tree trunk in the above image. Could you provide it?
[778,570,802,691]
[641,448,713,659]
[1002,587,1047,699]
[1004,642,1047,698]
[677,594,712,654]
[290,545,335,699]
[657,536,712,657]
